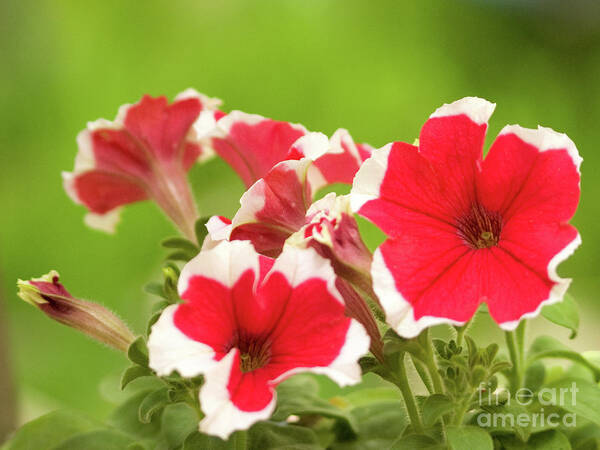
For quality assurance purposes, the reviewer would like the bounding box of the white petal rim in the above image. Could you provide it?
[199,350,276,439]
[178,240,261,294]
[429,96,496,125]
[350,143,392,213]
[147,304,217,377]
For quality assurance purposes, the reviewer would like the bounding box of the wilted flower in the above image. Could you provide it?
[351,97,582,337]
[147,240,369,438]
[17,271,135,352]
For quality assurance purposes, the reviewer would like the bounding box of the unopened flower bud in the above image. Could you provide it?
[17,271,135,352]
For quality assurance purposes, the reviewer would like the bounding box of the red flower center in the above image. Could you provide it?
[229,333,272,373]
[456,203,503,249]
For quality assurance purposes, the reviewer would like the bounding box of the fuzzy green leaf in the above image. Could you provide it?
[121,365,153,390]
[127,337,149,367]
[446,425,493,450]
[138,388,170,423]
[541,293,579,339]
[422,394,454,427]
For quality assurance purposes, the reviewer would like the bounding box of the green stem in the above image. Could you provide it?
[516,321,527,373]
[412,356,434,394]
[422,329,445,394]
[505,330,522,392]
[455,317,474,347]
[389,354,424,434]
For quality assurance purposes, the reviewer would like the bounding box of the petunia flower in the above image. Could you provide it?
[203,175,381,358]
[207,111,372,190]
[351,97,582,338]
[17,271,135,352]
[63,89,221,240]
[147,240,369,438]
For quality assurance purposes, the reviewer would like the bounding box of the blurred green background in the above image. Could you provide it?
[2,0,600,440]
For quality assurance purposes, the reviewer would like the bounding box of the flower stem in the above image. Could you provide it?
[505,328,523,392]
[389,354,424,434]
[422,329,444,394]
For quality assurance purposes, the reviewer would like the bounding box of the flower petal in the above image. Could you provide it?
[175,241,274,357]
[230,159,315,257]
[489,220,581,328]
[372,233,479,338]
[199,349,276,439]
[148,304,217,377]
[261,246,369,386]
[313,128,372,187]
[352,142,465,238]
[478,125,581,223]
[210,111,308,187]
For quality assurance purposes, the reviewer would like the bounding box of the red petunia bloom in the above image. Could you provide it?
[63,89,221,239]
[147,240,369,438]
[351,97,582,337]
[207,111,372,190]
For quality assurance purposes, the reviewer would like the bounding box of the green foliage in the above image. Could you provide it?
[2,410,99,450]
[541,294,580,339]
[446,425,493,450]
[127,337,149,367]
[272,375,358,433]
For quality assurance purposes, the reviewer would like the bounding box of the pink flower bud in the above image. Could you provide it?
[17,271,135,352]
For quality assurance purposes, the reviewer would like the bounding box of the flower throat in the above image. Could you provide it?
[456,203,503,249]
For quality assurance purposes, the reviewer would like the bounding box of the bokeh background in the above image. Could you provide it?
[2,0,600,441]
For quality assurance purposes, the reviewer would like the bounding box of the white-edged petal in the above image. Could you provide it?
[499,233,582,331]
[199,349,276,439]
[372,247,465,338]
[83,209,122,234]
[350,143,392,213]
[272,245,339,296]
[178,240,260,294]
[148,304,217,377]
[429,96,496,125]
[498,124,582,175]
[273,319,369,387]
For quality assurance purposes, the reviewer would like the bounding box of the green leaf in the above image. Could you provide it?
[524,361,546,392]
[446,426,493,450]
[52,429,135,450]
[392,434,443,449]
[272,375,358,433]
[161,403,199,448]
[108,390,162,439]
[340,387,402,408]
[195,217,211,245]
[527,336,600,381]
[166,250,194,262]
[569,423,600,450]
[499,430,571,449]
[143,282,165,298]
[247,422,320,449]
[121,365,153,390]
[422,394,454,427]
[471,404,531,442]
[2,410,98,450]
[541,377,600,425]
[541,293,579,339]
[138,387,171,423]
[128,337,149,367]
[161,236,199,252]
[182,431,229,449]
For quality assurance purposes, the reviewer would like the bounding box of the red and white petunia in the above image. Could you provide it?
[351,97,582,338]
[63,89,221,239]
[228,158,319,257]
[208,111,309,188]
[147,240,369,438]
[207,110,373,190]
